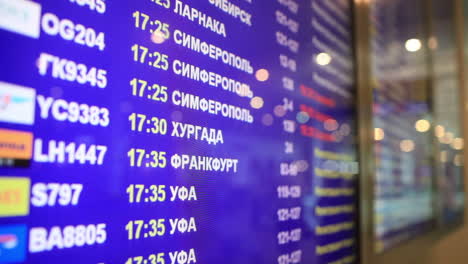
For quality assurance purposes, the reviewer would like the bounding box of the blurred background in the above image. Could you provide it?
[357,0,468,263]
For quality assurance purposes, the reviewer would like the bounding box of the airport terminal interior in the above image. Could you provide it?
[1,0,468,263]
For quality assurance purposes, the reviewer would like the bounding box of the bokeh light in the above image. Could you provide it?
[250,97,264,109]
[400,140,415,152]
[262,114,274,126]
[274,105,286,117]
[255,69,270,82]
[435,125,445,138]
[151,31,166,44]
[324,119,339,131]
[415,119,430,132]
[316,53,332,66]
[452,138,464,150]
[374,128,385,141]
[296,112,310,124]
[405,38,422,52]
[440,151,448,163]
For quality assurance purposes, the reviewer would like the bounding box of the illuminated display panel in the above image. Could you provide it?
[0,0,359,263]
[371,0,435,253]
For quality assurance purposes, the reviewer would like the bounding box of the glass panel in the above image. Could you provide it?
[431,0,465,226]
[370,0,435,253]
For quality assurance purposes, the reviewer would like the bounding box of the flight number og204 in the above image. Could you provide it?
[42,13,105,51]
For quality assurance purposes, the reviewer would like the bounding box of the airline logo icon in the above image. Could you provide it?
[0,225,27,263]
[0,177,30,217]
[0,129,33,160]
[0,82,36,125]
[0,0,41,38]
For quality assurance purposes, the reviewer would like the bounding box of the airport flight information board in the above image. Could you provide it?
[0,0,358,263]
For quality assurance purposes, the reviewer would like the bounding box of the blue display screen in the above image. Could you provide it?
[0,0,359,263]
